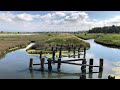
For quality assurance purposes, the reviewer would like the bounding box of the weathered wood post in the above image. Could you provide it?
[57,58,61,69]
[41,58,45,70]
[83,48,86,59]
[29,58,33,70]
[78,47,80,58]
[68,46,70,53]
[59,47,62,59]
[80,63,86,79]
[99,58,103,72]
[89,58,93,72]
[52,50,55,63]
[48,58,52,71]
[39,51,42,59]
[81,59,86,70]
[73,46,76,58]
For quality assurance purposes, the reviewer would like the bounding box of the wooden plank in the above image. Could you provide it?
[61,61,100,67]
[33,63,48,65]
[62,58,85,62]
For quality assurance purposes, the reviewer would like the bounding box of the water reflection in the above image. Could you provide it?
[29,68,103,79]
[48,71,52,78]
[41,71,45,78]
[89,72,93,78]
[98,71,103,79]
[30,70,34,79]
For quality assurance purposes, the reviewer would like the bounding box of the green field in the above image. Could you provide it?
[46,33,90,47]
[75,33,103,40]
[0,33,90,57]
[76,33,120,48]
[95,34,120,48]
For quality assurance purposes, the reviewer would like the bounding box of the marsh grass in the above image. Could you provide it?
[95,34,120,47]
[0,33,90,57]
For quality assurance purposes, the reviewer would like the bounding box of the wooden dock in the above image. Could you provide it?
[28,46,104,79]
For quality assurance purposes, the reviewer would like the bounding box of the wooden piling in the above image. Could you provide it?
[81,59,86,71]
[48,58,52,70]
[78,47,80,53]
[52,50,55,63]
[41,58,45,69]
[57,58,61,69]
[99,58,103,70]
[89,58,93,72]
[39,51,42,59]
[68,47,70,53]
[83,48,86,59]
[73,47,75,58]
[29,58,33,70]
[59,47,62,59]
[78,47,80,58]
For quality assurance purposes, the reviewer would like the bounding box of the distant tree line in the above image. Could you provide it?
[88,25,120,33]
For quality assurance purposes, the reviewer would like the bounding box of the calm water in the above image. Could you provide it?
[0,39,120,79]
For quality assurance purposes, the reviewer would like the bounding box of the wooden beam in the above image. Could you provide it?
[61,61,99,67]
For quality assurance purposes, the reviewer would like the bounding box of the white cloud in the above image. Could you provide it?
[0,12,14,22]
[15,13,35,21]
[53,12,66,17]
[64,11,88,22]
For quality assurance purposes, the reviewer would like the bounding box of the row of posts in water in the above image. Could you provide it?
[38,46,86,61]
[29,57,104,79]
[28,45,116,79]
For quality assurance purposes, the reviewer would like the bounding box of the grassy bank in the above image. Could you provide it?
[27,33,90,54]
[0,33,90,57]
[75,33,103,40]
[0,34,49,56]
[46,33,90,47]
[95,34,120,48]
[76,33,120,48]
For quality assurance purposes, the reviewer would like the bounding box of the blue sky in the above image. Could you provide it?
[0,11,120,32]
[86,11,120,20]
